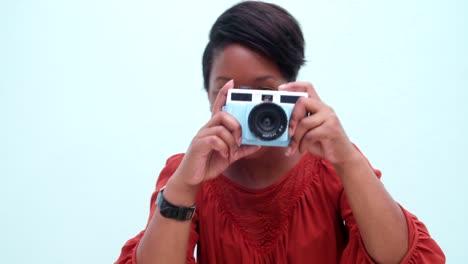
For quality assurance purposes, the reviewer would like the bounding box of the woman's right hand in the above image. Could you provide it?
[171,80,261,190]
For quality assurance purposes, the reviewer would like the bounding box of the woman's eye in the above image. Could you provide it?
[210,89,221,97]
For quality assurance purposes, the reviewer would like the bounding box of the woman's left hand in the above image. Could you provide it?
[280,81,360,166]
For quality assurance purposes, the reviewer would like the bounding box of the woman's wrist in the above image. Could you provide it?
[163,172,201,207]
[332,148,371,180]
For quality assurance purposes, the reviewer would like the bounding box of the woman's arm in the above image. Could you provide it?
[136,175,199,264]
[334,152,408,264]
[115,154,199,264]
[280,81,443,263]
[119,80,260,264]
[329,154,445,264]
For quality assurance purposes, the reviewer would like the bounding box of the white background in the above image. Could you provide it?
[1,0,467,263]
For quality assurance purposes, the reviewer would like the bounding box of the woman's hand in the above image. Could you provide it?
[281,82,412,263]
[173,80,261,188]
[280,81,359,166]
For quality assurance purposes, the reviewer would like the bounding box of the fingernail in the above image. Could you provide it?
[278,84,286,90]
[237,137,242,146]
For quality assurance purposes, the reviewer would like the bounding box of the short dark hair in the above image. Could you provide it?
[202,1,306,91]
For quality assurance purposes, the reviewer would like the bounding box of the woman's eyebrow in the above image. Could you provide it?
[254,76,277,82]
[214,76,278,83]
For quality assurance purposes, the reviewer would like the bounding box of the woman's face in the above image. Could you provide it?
[207,44,289,159]
[208,44,287,107]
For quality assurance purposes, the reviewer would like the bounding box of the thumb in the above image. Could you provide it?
[232,145,261,161]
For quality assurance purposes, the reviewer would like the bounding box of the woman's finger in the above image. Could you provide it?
[288,97,327,137]
[198,125,239,158]
[279,81,321,100]
[288,112,327,155]
[211,80,234,116]
[204,111,242,145]
[232,145,261,161]
[297,126,327,155]
[198,134,230,158]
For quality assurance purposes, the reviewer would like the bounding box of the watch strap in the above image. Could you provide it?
[156,187,196,221]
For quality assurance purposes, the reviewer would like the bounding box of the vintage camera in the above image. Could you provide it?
[223,88,308,147]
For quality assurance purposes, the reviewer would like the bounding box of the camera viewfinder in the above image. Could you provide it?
[231,93,252,101]
[262,94,273,102]
[280,95,301,104]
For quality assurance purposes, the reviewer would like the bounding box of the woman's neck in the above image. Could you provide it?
[224,147,304,189]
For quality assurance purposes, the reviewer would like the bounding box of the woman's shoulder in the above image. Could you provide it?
[155,153,185,189]
[165,153,185,166]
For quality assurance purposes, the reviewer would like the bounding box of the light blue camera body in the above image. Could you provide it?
[223,89,308,147]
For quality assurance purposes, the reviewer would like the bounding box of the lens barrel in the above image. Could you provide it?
[248,102,287,141]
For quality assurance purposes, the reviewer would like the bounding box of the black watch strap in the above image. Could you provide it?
[156,187,196,221]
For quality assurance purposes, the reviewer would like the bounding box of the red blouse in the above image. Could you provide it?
[116,153,445,263]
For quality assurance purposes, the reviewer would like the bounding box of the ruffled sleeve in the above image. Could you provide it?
[115,154,199,264]
[399,209,445,263]
[337,173,445,263]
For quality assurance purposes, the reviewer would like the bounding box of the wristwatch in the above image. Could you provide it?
[156,187,196,221]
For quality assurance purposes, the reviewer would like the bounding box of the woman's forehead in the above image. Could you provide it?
[210,44,283,82]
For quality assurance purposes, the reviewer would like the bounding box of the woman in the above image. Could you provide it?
[116,1,444,263]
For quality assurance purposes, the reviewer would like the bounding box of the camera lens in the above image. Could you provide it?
[248,102,288,141]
